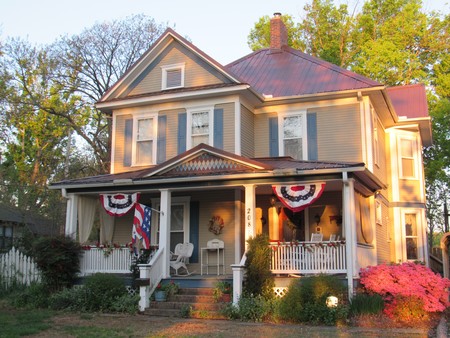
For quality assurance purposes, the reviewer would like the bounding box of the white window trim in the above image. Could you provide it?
[400,209,423,262]
[186,106,214,149]
[161,63,185,90]
[131,113,158,166]
[278,111,308,160]
[398,133,419,180]
[151,197,191,247]
[372,106,380,168]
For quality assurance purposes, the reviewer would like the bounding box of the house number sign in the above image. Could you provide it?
[246,207,255,239]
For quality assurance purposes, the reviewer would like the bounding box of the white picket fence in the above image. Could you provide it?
[0,247,41,289]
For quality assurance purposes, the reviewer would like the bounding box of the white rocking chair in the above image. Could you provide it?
[170,243,194,276]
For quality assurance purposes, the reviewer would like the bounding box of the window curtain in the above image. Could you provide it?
[78,196,97,244]
[99,202,115,244]
[356,194,373,244]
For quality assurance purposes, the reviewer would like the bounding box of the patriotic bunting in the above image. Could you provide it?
[272,183,326,212]
[100,193,139,217]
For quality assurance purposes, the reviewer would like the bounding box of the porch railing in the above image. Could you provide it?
[138,248,165,311]
[79,247,133,275]
[270,241,346,274]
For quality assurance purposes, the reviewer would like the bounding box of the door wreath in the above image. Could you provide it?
[208,216,224,235]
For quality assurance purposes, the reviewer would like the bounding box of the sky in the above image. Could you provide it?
[0,0,448,65]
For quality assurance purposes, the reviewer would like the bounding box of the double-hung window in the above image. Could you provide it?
[187,107,213,148]
[133,115,157,165]
[399,135,418,179]
[404,212,418,260]
[161,63,185,90]
[280,113,306,160]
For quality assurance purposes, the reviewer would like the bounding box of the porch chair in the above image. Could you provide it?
[170,243,194,276]
[329,234,337,241]
[310,233,323,242]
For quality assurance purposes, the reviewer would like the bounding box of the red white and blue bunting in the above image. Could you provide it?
[272,183,326,212]
[100,193,140,217]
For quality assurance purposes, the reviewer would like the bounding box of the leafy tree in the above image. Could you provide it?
[247,14,302,51]
[51,14,167,173]
[0,15,167,220]
[299,0,355,67]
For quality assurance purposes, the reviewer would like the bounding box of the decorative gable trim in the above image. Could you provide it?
[144,143,271,178]
[160,152,256,177]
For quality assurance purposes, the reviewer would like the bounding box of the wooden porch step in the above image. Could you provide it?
[144,286,230,318]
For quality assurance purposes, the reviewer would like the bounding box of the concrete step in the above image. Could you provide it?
[145,286,231,318]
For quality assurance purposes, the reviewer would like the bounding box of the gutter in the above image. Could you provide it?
[50,165,365,191]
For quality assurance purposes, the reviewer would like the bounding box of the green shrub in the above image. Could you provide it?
[83,273,127,311]
[30,236,82,292]
[10,282,50,309]
[243,234,274,300]
[349,292,384,315]
[222,294,274,322]
[110,294,140,314]
[48,287,87,311]
[277,275,348,325]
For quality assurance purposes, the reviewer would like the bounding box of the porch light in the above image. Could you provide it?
[270,194,278,206]
[326,296,338,308]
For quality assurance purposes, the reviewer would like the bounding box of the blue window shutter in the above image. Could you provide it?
[178,112,187,154]
[189,201,199,263]
[269,117,279,157]
[213,108,224,149]
[123,119,133,167]
[157,116,167,164]
[307,112,318,160]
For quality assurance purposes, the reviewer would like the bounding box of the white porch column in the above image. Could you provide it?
[159,189,172,278]
[64,192,78,240]
[244,184,256,249]
[342,173,357,299]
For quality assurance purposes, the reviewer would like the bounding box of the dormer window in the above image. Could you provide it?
[161,63,185,90]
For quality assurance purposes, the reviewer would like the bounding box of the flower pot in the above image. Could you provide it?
[154,290,167,302]
[220,293,231,302]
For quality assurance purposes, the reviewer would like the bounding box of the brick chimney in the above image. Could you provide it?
[270,12,288,49]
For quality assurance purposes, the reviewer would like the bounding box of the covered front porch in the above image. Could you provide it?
[53,145,383,311]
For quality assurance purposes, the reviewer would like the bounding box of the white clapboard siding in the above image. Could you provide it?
[0,247,41,288]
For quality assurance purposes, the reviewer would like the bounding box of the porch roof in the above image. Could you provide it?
[50,144,383,195]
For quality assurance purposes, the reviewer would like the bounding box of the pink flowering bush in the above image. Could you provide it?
[360,262,450,317]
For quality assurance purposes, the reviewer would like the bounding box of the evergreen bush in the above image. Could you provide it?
[30,236,82,292]
[277,275,348,325]
[243,234,274,299]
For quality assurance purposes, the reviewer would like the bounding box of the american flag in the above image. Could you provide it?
[133,203,151,249]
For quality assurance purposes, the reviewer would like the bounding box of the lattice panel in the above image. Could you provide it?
[126,286,138,296]
[273,286,288,298]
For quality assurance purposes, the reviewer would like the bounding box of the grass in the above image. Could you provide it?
[61,325,135,338]
[0,306,53,337]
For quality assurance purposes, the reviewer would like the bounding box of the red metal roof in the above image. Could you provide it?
[386,84,429,119]
[225,47,382,97]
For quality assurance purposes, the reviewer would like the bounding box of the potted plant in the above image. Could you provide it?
[153,280,180,302]
[213,280,232,302]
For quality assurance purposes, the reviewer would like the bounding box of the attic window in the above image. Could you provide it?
[162,63,185,90]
